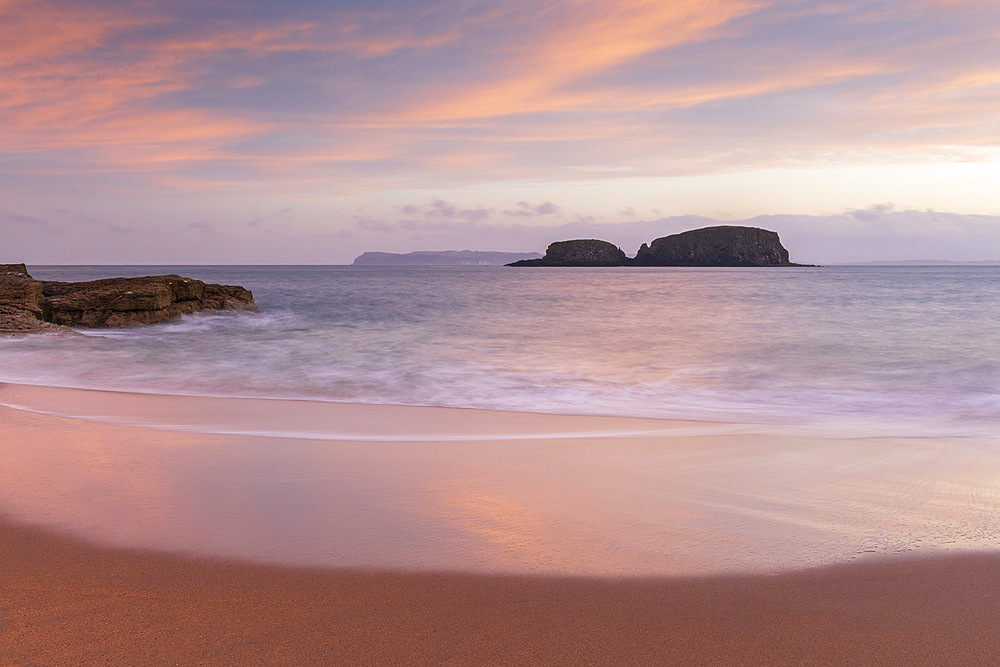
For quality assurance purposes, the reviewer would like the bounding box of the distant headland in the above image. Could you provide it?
[353,250,542,266]
[0,264,257,335]
[508,226,806,267]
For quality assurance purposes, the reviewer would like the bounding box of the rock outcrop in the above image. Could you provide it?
[0,266,257,335]
[0,266,65,334]
[633,226,793,267]
[508,239,628,266]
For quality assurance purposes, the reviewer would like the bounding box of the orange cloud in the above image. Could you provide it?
[0,2,292,172]
[395,0,763,122]
[0,0,150,68]
[0,1,475,179]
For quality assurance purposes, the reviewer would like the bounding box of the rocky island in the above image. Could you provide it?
[509,225,804,267]
[0,264,257,335]
[505,240,628,266]
[633,226,792,266]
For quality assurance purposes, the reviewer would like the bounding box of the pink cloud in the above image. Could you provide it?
[392,0,764,122]
[2,0,999,194]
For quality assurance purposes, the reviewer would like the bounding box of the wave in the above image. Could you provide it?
[3,265,1000,438]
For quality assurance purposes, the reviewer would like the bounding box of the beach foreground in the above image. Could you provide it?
[4,517,1000,664]
[3,383,1000,575]
[3,382,1000,662]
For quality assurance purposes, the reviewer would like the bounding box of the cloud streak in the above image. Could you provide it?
[4,0,998,188]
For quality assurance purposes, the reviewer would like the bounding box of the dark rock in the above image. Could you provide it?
[0,267,258,334]
[508,239,628,266]
[41,275,258,328]
[200,283,257,311]
[0,311,72,335]
[0,272,44,319]
[0,271,61,335]
[0,263,29,276]
[633,226,794,267]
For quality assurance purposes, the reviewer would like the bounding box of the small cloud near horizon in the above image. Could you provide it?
[503,201,562,217]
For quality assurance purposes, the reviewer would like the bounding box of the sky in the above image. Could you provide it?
[3,0,1000,264]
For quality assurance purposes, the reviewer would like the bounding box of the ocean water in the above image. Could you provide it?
[3,265,1000,436]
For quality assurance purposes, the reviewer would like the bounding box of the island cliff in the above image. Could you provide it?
[634,226,792,266]
[507,226,800,267]
[508,240,628,266]
[1,265,257,335]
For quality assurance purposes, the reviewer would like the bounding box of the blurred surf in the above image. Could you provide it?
[2,264,998,437]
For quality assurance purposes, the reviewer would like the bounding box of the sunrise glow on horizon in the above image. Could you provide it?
[3,0,1000,264]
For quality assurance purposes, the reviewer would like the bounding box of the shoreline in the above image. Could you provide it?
[0,379,983,442]
[4,380,1000,661]
[0,380,727,442]
[5,515,1000,664]
[2,381,1000,576]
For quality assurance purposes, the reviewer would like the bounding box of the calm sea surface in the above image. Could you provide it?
[3,265,999,436]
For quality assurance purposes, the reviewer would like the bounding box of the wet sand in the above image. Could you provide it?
[3,382,1000,662]
[5,517,1000,664]
[3,383,1000,575]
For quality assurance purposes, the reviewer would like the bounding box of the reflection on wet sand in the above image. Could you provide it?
[2,383,1000,576]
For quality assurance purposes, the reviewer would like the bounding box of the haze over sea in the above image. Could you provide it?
[2,265,998,440]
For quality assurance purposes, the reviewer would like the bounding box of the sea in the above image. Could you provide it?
[3,264,1000,438]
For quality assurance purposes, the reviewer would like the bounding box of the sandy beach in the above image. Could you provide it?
[5,518,1000,664]
[3,382,1000,663]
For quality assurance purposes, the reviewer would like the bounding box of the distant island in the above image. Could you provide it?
[353,250,542,266]
[509,226,806,267]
